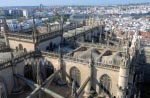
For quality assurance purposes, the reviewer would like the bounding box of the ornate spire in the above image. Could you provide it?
[58,45,62,60]
[74,27,77,41]
[32,16,40,51]
[2,17,9,33]
[89,51,94,68]
[60,16,64,45]
[105,32,108,40]
[99,29,102,43]
[126,39,130,55]
[91,25,94,43]
[58,45,63,78]
[90,51,94,87]
[83,52,94,98]
[32,15,36,38]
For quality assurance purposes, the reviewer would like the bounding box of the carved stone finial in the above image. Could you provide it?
[99,33,102,43]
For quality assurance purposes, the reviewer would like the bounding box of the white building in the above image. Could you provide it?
[21,19,43,30]
[23,9,29,18]
[6,19,19,31]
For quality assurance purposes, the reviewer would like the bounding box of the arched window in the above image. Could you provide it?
[70,67,81,87]
[24,60,54,82]
[99,74,111,95]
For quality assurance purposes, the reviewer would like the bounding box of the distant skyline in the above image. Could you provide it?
[0,0,150,6]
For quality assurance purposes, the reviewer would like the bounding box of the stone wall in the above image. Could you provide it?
[38,36,61,51]
[44,56,120,97]
[9,39,35,51]
[0,61,26,93]
[95,67,119,97]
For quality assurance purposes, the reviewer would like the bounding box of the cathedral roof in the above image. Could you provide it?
[74,47,100,61]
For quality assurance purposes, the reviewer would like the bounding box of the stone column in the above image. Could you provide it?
[99,31,102,43]
[83,27,86,42]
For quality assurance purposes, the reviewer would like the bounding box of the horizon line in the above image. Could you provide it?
[0,2,149,7]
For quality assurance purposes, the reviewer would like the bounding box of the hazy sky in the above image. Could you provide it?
[0,0,149,6]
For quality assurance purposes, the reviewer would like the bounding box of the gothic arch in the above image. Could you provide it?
[24,59,54,82]
[70,67,81,87]
[99,74,111,95]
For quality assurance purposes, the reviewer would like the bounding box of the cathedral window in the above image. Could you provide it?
[99,74,111,95]
[70,67,81,87]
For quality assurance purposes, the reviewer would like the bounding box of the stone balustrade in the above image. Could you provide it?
[0,50,120,71]
[77,41,124,51]
[6,24,84,43]
[64,25,99,40]
[42,51,120,71]
[5,24,100,46]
